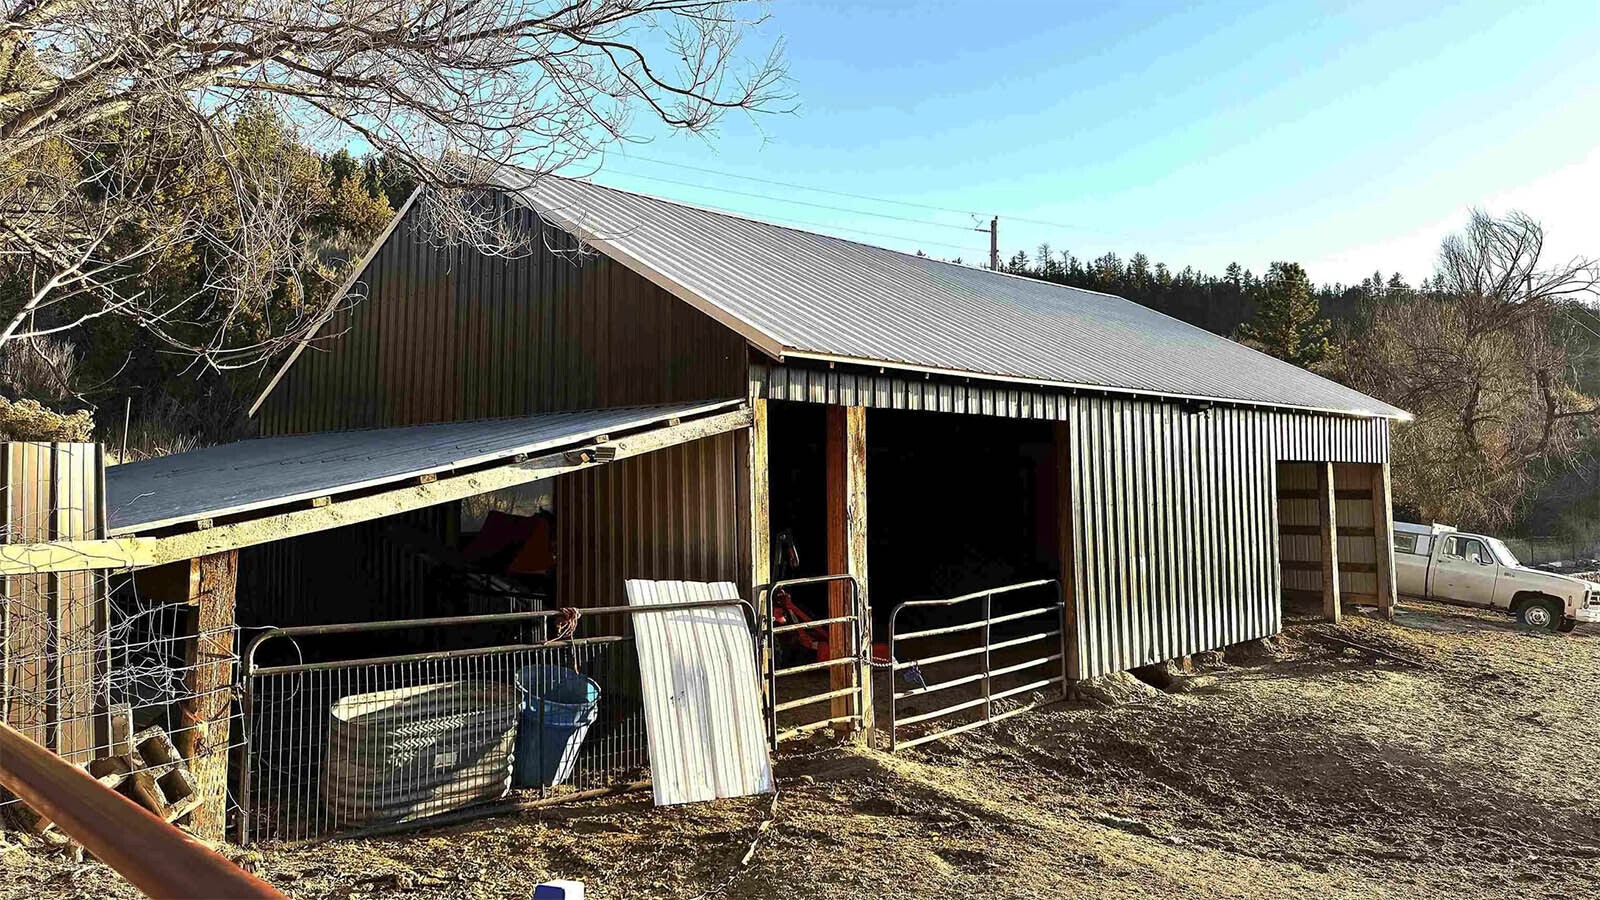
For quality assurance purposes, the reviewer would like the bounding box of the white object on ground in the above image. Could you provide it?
[532,880,585,899]
[625,579,775,806]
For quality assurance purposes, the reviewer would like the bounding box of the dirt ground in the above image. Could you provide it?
[5,598,1600,899]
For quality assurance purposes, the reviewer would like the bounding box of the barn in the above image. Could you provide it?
[0,174,1407,845]
[243,174,1405,728]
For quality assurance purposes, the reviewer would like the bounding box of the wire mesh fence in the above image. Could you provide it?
[2,565,241,835]
[239,609,655,845]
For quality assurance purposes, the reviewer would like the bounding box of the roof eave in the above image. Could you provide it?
[779,350,1411,421]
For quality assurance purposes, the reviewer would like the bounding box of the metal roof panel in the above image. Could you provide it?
[504,174,1406,419]
[106,400,742,534]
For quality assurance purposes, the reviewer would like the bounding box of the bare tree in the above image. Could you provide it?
[1340,210,1600,529]
[0,0,786,373]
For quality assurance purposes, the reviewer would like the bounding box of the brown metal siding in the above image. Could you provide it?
[257,199,748,435]
[2,442,106,759]
[1067,396,1388,679]
[554,431,742,611]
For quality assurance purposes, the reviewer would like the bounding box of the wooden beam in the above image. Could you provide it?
[826,406,870,739]
[181,552,235,842]
[1282,560,1378,574]
[1371,461,1397,621]
[140,553,237,842]
[736,398,770,614]
[1277,524,1375,537]
[1317,461,1341,623]
[1279,488,1375,501]
[0,408,753,576]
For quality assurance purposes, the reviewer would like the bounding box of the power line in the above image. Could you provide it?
[603,167,977,233]
[614,152,985,217]
[1562,308,1600,343]
[600,185,985,255]
[615,151,1093,235]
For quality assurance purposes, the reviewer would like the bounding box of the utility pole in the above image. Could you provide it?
[975,216,999,270]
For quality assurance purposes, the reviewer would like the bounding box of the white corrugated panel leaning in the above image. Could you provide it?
[625,580,774,806]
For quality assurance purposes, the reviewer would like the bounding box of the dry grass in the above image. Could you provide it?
[5,598,1599,899]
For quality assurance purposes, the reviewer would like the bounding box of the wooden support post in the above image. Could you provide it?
[1317,462,1341,623]
[1052,423,1080,681]
[138,552,237,842]
[826,405,871,739]
[736,398,771,708]
[1370,462,1396,621]
[736,399,771,614]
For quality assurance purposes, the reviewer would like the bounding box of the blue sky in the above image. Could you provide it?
[588,0,1600,286]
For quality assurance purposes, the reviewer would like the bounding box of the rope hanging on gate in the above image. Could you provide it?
[545,606,582,672]
[546,607,580,644]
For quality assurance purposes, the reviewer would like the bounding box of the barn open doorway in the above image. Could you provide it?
[766,403,1061,629]
[766,401,1069,744]
[1276,461,1385,623]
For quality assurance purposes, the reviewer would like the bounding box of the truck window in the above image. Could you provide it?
[1443,536,1490,565]
[1394,533,1419,554]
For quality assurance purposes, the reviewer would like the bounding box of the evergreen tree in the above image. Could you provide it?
[1236,262,1331,369]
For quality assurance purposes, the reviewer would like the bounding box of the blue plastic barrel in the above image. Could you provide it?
[514,666,601,788]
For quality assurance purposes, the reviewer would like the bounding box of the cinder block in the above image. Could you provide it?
[89,755,132,790]
[132,726,179,766]
[108,704,135,756]
[126,764,172,812]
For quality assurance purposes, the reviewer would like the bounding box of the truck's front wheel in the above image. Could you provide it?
[1515,598,1561,632]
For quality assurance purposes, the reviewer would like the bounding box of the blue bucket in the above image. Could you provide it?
[514,666,601,788]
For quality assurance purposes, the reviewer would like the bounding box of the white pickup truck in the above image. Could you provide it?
[1394,522,1600,632]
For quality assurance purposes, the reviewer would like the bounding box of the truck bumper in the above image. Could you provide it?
[1573,607,1600,624]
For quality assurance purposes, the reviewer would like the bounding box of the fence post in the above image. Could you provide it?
[981,591,993,725]
[133,552,239,842]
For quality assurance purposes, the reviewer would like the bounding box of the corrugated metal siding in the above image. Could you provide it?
[506,174,1405,419]
[1066,396,1387,678]
[556,432,742,612]
[760,362,1391,461]
[257,198,748,436]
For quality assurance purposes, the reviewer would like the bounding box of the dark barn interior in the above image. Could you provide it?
[767,401,1062,633]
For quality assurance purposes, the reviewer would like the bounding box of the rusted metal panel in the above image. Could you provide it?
[256,200,748,436]
[1066,397,1390,679]
[555,431,742,612]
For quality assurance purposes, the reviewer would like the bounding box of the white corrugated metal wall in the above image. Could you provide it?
[1065,396,1388,678]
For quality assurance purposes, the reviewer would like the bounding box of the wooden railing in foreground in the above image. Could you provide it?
[0,722,286,899]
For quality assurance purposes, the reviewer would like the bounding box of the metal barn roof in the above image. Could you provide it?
[106,400,740,535]
[503,173,1406,420]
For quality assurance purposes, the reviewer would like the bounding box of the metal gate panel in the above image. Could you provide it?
[888,579,1067,751]
[758,575,867,744]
